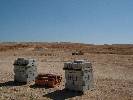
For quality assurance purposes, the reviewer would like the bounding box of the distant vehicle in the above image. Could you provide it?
[72,50,84,55]
[35,74,62,88]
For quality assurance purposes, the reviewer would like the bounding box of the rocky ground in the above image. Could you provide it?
[0,43,133,100]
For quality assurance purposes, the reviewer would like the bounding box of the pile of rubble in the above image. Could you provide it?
[35,74,62,88]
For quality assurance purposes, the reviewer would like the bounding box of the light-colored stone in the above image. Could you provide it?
[63,60,94,93]
[13,58,38,83]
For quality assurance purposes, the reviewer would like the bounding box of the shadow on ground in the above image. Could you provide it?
[30,84,51,89]
[0,81,26,87]
[43,89,83,100]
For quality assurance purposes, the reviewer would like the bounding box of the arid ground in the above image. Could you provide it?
[0,42,133,100]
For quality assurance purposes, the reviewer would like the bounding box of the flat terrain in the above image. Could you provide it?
[0,43,133,100]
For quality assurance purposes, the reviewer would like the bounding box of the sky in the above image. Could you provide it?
[0,0,133,44]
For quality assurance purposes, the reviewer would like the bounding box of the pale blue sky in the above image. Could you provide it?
[0,0,133,44]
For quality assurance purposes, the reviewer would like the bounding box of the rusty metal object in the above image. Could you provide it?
[35,74,62,88]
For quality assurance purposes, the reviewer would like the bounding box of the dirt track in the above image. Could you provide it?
[0,43,133,100]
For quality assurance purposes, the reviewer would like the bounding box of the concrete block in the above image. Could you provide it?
[63,60,94,92]
[13,58,38,83]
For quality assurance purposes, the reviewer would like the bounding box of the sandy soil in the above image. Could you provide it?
[0,43,133,100]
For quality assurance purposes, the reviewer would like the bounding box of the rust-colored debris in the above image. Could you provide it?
[35,74,62,88]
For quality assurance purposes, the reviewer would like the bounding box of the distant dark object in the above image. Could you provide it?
[35,74,62,88]
[72,51,84,55]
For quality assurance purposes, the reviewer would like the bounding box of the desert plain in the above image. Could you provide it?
[0,42,133,100]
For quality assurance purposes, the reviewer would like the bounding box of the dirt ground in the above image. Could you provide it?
[0,43,133,100]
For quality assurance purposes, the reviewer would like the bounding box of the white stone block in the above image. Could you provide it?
[63,60,93,92]
[13,58,37,83]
